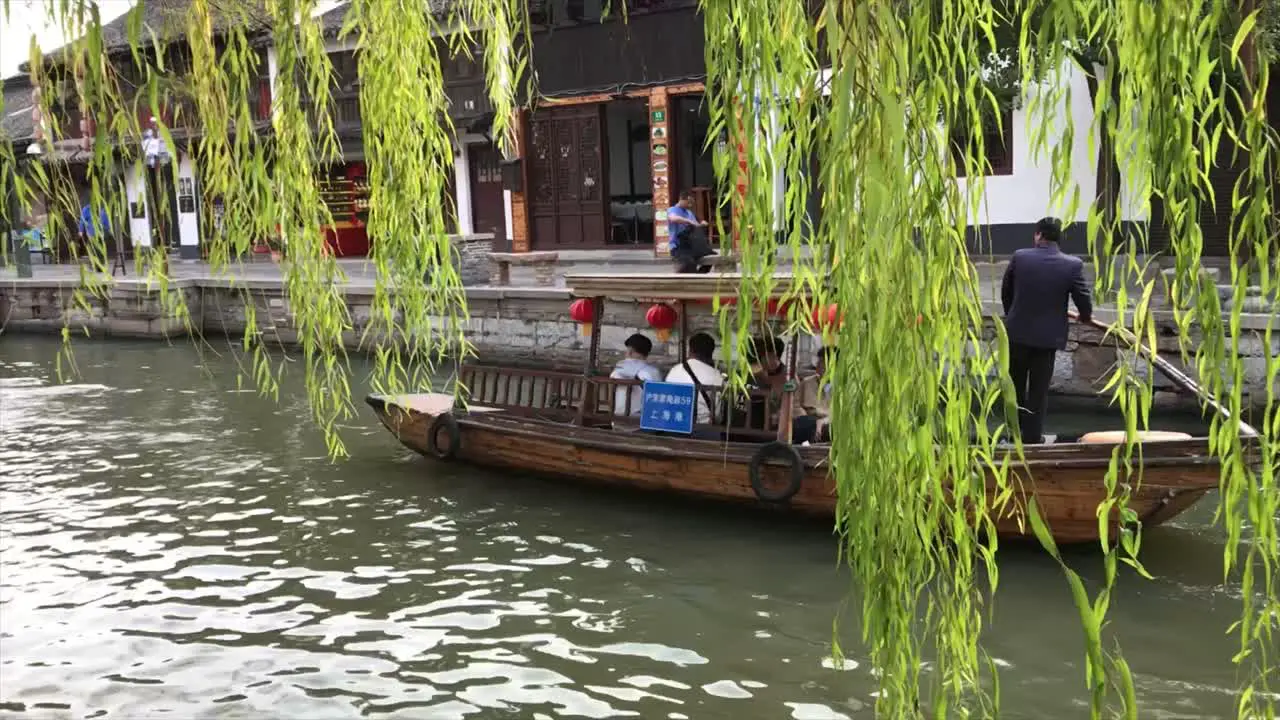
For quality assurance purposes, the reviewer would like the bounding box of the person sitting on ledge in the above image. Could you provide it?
[667,190,714,274]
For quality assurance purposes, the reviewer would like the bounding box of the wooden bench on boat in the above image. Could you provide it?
[367,271,1259,545]
[487,251,560,287]
[458,363,786,442]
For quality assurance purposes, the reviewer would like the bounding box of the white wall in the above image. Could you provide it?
[124,162,151,248]
[956,63,1098,226]
[811,62,1146,229]
[267,47,280,125]
[176,153,201,252]
[503,185,514,250]
[454,143,473,235]
[454,134,482,235]
[957,61,1150,226]
[1105,65,1148,223]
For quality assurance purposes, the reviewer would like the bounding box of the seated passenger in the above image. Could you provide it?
[665,332,724,425]
[611,333,662,416]
[793,346,835,444]
[737,336,786,430]
[749,336,786,383]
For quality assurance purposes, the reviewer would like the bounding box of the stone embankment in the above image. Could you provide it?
[1,253,1275,416]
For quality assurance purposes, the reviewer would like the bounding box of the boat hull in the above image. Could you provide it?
[368,393,1222,545]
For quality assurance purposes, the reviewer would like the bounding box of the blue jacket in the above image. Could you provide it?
[78,206,111,237]
[1001,245,1093,350]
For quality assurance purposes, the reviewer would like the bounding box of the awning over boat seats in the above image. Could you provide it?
[1078,430,1194,444]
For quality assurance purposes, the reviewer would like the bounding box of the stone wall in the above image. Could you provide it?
[453,233,494,286]
[3,276,1275,414]
[0,280,198,339]
[976,316,1278,408]
[195,283,726,370]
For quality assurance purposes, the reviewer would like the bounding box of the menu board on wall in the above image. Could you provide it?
[178,177,196,214]
[649,91,671,252]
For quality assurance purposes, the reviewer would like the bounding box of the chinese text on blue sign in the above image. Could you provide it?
[639,381,696,435]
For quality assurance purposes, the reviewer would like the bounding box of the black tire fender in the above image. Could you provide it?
[427,413,462,460]
[748,441,805,503]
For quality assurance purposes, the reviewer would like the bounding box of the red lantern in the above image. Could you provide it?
[569,298,596,337]
[811,303,843,331]
[646,303,678,343]
[763,298,792,317]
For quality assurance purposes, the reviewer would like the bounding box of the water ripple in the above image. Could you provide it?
[0,339,1249,718]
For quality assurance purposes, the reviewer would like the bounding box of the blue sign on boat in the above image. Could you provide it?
[639,381,697,435]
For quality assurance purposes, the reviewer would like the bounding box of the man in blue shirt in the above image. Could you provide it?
[78,204,112,244]
[667,190,712,273]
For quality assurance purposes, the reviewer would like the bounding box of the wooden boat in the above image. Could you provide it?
[368,272,1258,544]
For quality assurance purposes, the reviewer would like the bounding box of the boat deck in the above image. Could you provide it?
[385,393,503,415]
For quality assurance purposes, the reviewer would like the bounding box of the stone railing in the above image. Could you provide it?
[2,275,1276,414]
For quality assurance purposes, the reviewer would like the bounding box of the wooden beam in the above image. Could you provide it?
[566,272,801,300]
[537,81,705,108]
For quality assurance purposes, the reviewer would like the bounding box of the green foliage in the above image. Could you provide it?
[1,0,1277,717]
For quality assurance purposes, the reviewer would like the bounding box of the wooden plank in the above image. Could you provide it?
[488,251,560,264]
[566,272,802,299]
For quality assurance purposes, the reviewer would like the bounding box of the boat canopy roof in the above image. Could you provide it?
[565,272,805,301]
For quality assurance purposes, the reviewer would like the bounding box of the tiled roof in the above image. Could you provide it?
[316,0,458,36]
[1,76,35,143]
[100,0,270,51]
[26,0,270,69]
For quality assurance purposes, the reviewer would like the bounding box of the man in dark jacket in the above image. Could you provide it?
[1000,217,1093,444]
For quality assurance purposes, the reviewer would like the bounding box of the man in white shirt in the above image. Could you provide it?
[664,332,724,425]
[611,333,662,416]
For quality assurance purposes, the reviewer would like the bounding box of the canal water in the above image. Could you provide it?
[0,337,1251,718]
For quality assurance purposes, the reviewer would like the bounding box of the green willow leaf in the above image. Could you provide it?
[2,0,1277,717]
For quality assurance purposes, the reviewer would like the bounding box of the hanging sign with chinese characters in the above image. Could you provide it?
[639,381,696,435]
[648,88,674,253]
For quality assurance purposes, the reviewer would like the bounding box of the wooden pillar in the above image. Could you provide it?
[649,86,672,255]
[510,109,532,253]
[776,337,799,444]
[731,101,748,251]
[678,300,689,362]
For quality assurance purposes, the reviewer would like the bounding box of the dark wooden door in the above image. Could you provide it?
[468,143,506,241]
[528,104,609,249]
[1147,141,1245,258]
[146,166,180,250]
[443,157,457,233]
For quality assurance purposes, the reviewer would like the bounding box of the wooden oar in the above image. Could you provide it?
[1069,310,1258,437]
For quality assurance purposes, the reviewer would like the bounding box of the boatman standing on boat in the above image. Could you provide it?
[1001,217,1093,445]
